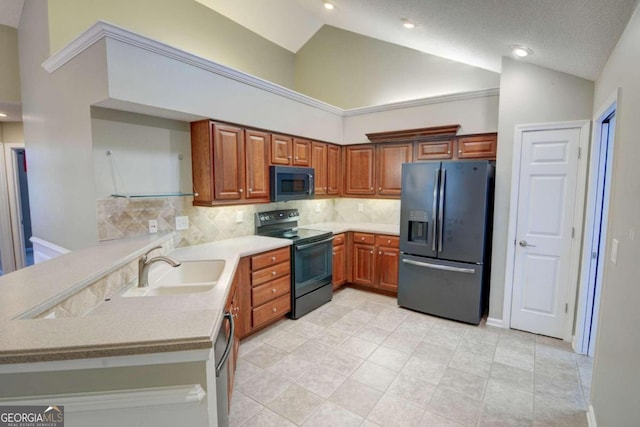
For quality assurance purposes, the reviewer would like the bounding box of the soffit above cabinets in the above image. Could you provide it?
[194,0,640,81]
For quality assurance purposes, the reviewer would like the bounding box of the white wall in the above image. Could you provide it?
[590,4,640,425]
[0,24,21,104]
[344,93,499,143]
[91,108,192,199]
[489,59,594,322]
[19,0,110,250]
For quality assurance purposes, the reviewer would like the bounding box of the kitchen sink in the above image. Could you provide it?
[121,259,225,297]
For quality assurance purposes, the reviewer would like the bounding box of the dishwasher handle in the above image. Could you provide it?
[215,312,235,376]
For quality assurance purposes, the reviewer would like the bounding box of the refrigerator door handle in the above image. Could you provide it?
[432,169,439,251]
[438,168,446,251]
[402,258,476,274]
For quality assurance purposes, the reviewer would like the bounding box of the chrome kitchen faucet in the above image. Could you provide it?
[138,246,182,287]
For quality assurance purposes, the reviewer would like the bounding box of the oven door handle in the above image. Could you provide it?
[295,236,334,250]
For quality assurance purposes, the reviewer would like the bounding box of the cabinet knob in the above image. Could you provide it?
[379,251,382,255]
[233,313,238,318]
[249,188,253,192]
[295,156,299,160]
[288,155,292,159]
[272,288,276,293]
[271,256,276,261]
[239,188,243,193]
[378,187,382,191]
[447,150,451,154]
[361,237,365,241]
[459,149,462,154]
[272,271,276,276]
[324,187,327,190]
[370,187,373,190]
[333,251,336,255]
[272,307,277,313]
[387,240,391,244]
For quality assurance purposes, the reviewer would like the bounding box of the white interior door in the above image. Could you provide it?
[510,127,582,338]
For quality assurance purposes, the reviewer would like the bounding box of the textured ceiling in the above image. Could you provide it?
[0,0,23,28]
[198,0,640,81]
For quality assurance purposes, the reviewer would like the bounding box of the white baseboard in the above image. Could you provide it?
[30,236,70,264]
[486,317,505,328]
[587,404,597,427]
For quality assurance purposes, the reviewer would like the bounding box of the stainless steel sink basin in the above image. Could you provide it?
[121,259,225,297]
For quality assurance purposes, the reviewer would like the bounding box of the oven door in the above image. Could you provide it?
[293,236,333,297]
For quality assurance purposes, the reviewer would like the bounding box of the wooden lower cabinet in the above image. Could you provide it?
[249,247,291,330]
[332,233,347,289]
[350,232,399,292]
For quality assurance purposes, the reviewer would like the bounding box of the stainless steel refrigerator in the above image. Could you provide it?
[398,160,494,324]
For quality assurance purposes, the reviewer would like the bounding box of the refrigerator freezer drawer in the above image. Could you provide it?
[397,254,486,324]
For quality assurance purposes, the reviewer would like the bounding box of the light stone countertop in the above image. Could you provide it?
[0,234,291,365]
[301,222,400,236]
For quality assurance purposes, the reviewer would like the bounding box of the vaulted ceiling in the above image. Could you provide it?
[196,0,640,81]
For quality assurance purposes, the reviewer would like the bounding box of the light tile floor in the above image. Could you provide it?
[230,287,592,427]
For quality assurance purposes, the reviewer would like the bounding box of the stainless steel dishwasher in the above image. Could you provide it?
[215,311,234,427]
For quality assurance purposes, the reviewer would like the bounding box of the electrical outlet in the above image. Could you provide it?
[175,216,189,231]
[236,211,243,223]
[357,203,364,213]
[148,219,158,234]
[611,238,619,264]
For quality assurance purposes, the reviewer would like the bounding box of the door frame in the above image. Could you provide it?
[503,120,590,341]
[574,89,619,354]
[3,142,27,269]
[0,142,17,273]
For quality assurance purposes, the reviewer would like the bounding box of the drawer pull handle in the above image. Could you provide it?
[272,307,277,313]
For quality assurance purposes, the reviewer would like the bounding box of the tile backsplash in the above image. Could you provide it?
[97,197,400,247]
[97,197,338,247]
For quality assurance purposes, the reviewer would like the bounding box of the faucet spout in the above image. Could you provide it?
[138,254,182,288]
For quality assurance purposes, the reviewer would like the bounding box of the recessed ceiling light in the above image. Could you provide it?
[402,19,415,29]
[323,1,335,10]
[0,113,7,118]
[512,45,533,58]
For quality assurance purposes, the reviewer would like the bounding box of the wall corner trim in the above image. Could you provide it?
[486,317,505,328]
[41,21,500,119]
[41,21,344,115]
[587,404,597,427]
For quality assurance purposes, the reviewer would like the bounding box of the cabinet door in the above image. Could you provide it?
[457,134,497,159]
[344,145,375,195]
[236,257,251,338]
[327,144,341,195]
[312,142,328,195]
[332,242,346,288]
[376,143,412,196]
[353,243,375,287]
[213,123,245,200]
[271,134,292,165]
[293,138,311,166]
[415,140,454,160]
[377,246,399,292]
[245,130,270,201]
[190,120,215,206]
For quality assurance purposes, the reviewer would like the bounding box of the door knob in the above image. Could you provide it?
[519,240,536,248]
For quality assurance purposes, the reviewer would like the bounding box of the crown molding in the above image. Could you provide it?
[342,88,500,117]
[42,21,499,119]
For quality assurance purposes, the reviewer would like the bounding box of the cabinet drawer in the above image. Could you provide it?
[353,232,375,245]
[252,261,291,286]
[415,140,454,160]
[252,275,291,306]
[251,247,290,271]
[253,294,291,328]
[376,235,399,248]
[333,233,345,246]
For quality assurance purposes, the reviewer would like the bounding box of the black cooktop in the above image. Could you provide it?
[255,209,332,244]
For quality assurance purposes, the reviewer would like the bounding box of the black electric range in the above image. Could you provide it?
[255,209,334,319]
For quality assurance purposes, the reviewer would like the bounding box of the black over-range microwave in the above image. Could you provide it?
[270,166,315,202]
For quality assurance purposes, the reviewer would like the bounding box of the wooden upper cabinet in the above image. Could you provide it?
[376,143,412,196]
[213,123,245,201]
[245,130,270,202]
[344,145,375,195]
[293,138,311,166]
[312,142,328,195]
[327,144,341,195]
[191,120,215,206]
[271,134,292,165]
[415,139,455,160]
[457,134,497,159]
